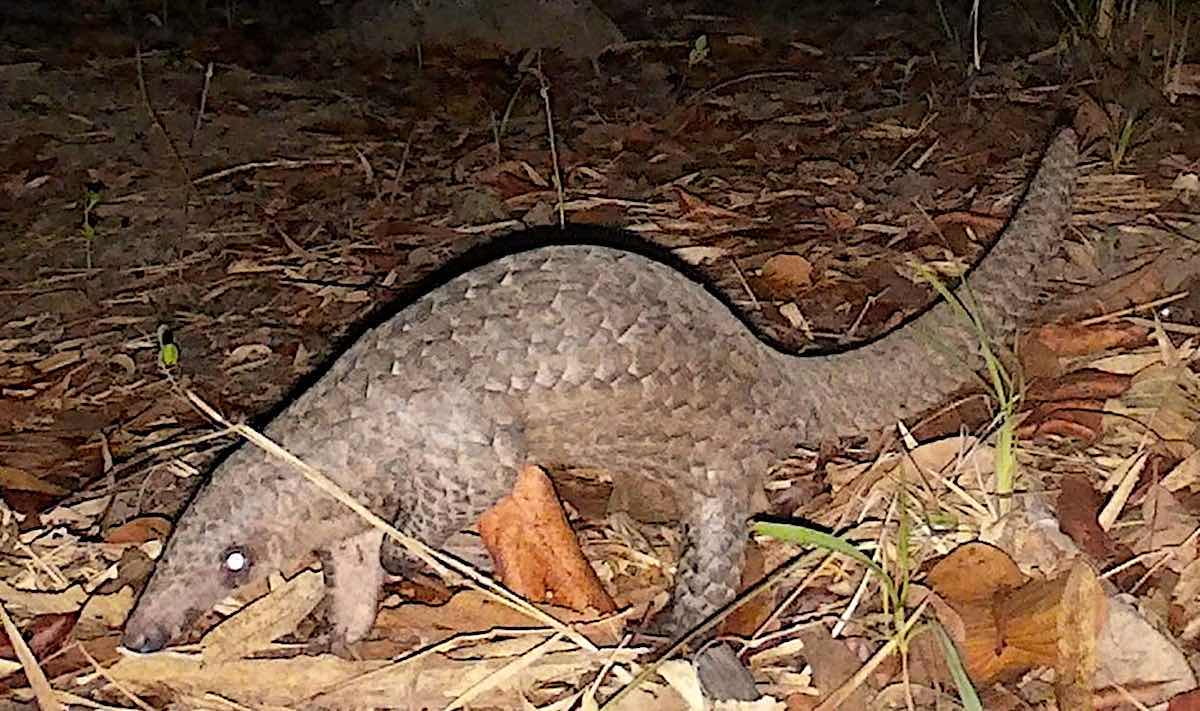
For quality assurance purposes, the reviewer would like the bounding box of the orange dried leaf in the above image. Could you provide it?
[1054,561,1107,708]
[478,465,616,614]
[927,542,1026,607]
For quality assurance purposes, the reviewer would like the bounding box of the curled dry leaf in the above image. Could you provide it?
[926,542,1107,688]
[1017,398,1106,443]
[222,343,272,370]
[478,465,616,614]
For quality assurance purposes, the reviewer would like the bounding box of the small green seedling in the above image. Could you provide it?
[157,325,179,368]
[688,34,709,68]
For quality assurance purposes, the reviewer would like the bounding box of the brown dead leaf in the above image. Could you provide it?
[929,544,1106,685]
[222,343,272,370]
[478,465,616,614]
[1132,485,1199,573]
[718,542,770,638]
[1172,557,1200,631]
[32,350,80,374]
[0,584,87,625]
[760,254,814,295]
[0,466,67,496]
[818,206,855,232]
[899,435,996,485]
[104,515,172,545]
[0,604,62,710]
[1054,561,1107,709]
[932,211,1005,236]
[1169,688,1200,711]
[374,589,628,648]
[0,612,77,666]
[1161,450,1200,493]
[673,245,729,266]
[1026,322,1148,359]
[106,651,392,706]
[1022,416,1104,442]
[1097,595,1196,704]
[79,587,136,632]
[1056,475,1115,561]
[1072,95,1110,145]
[1043,243,1200,323]
[793,627,872,708]
[672,187,748,224]
[1026,369,1134,403]
[308,639,649,710]
[1018,399,1106,443]
[0,497,17,555]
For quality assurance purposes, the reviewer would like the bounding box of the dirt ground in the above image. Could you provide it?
[2,0,1200,708]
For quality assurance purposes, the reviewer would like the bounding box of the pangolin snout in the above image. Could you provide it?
[121,624,168,653]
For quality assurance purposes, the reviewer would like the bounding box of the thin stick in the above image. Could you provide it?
[135,47,195,199]
[195,158,358,185]
[527,59,566,228]
[190,62,213,147]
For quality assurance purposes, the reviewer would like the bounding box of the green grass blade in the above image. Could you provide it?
[753,521,897,609]
[933,622,983,710]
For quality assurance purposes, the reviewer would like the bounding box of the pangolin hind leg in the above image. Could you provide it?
[670,488,759,700]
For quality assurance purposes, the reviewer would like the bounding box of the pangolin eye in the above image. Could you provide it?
[220,546,252,582]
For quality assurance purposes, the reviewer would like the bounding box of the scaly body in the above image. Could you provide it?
[123,128,1078,696]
